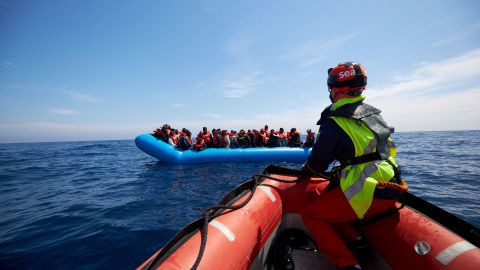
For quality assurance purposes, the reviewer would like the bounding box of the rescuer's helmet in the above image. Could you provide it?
[327,62,367,101]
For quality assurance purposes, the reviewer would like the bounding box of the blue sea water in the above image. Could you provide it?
[0,130,479,269]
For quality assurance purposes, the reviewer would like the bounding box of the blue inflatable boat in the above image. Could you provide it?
[135,134,312,164]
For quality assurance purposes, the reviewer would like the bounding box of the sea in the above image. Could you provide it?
[0,130,479,269]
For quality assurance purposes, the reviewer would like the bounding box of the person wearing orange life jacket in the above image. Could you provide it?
[300,62,403,270]
[222,130,230,149]
[264,125,270,138]
[167,130,177,146]
[247,129,257,147]
[187,130,193,144]
[159,124,171,142]
[237,129,251,148]
[172,129,180,145]
[256,128,267,147]
[211,129,218,148]
[278,127,288,146]
[303,129,315,148]
[288,128,302,147]
[152,124,170,142]
[177,129,193,150]
[213,129,223,148]
[229,130,239,148]
[151,128,163,140]
[193,135,206,151]
[267,129,281,147]
[201,127,213,148]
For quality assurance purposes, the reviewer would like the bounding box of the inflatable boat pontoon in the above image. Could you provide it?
[137,165,480,270]
[135,134,312,164]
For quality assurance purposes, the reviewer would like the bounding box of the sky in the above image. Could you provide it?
[1,0,479,143]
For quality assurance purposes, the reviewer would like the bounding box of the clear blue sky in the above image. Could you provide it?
[1,0,479,143]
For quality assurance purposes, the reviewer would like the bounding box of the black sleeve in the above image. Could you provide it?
[305,118,355,173]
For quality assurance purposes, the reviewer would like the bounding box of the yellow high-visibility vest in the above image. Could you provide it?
[330,96,398,219]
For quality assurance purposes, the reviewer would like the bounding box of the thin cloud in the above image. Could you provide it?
[68,91,102,102]
[201,3,215,13]
[218,71,262,98]
[225,36,255,56]
[1,61,12,67]
[410,15,460,35]
[279,33,360,67]
[203,113,221,119]
[366,48,480,131]
[368,48,480,100]
[377,88,480,132]
[47,109,80,115]
[170,104,185,108]
[433,22,480,47]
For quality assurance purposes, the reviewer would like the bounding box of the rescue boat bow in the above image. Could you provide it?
[137,165,480,270]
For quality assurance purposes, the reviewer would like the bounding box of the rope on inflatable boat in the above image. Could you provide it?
[190,173,309,270]
[190,172,405,269]
[376,179,408,192]
[145,169,405,269]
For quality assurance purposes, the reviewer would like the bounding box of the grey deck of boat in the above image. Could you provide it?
[290,248,337,269]
[250,213,388,270]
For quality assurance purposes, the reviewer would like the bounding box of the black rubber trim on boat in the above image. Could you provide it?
[401,191,480,248]
[139,217,204,270]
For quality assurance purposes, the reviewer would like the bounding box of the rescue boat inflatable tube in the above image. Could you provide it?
[137,165,480,270]
[135,134,312,164]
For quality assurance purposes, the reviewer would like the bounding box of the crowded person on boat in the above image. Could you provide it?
[151,124,317,150]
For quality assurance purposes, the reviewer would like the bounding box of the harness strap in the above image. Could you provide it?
[339,152,381,166]
[338,153,408,192]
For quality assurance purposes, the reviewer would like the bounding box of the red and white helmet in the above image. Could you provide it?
[327,62,367,96]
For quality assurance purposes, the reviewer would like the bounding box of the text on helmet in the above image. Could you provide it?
[339,70,356,79]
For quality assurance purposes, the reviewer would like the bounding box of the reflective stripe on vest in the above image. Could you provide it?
[341,160,381,201]
[194,141,205,148]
